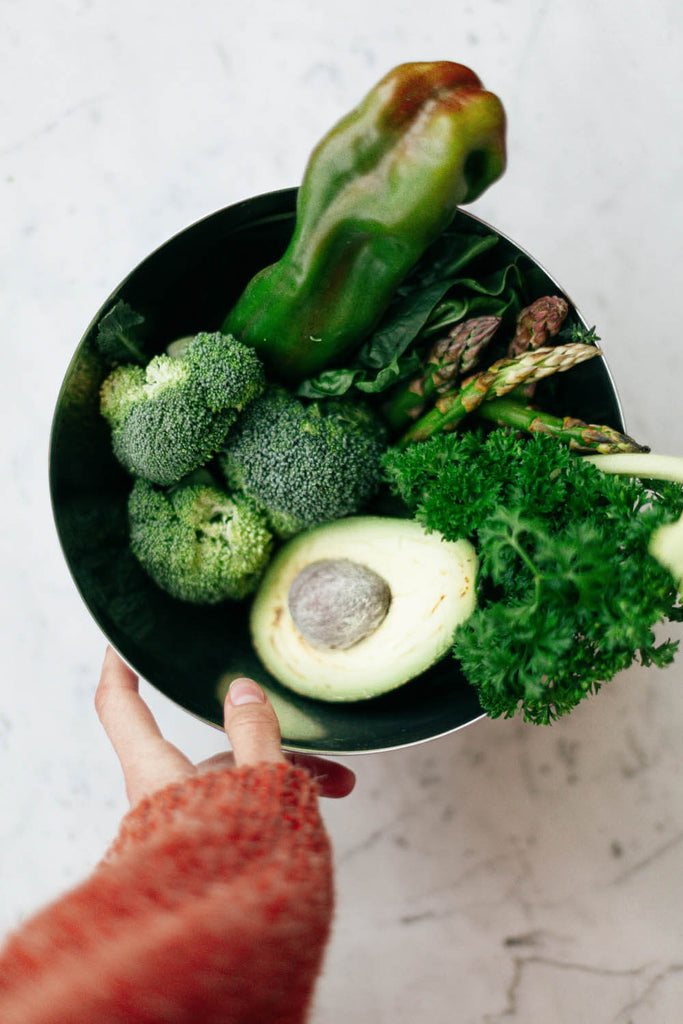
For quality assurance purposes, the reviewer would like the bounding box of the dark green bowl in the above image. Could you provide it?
[49,188,625,754]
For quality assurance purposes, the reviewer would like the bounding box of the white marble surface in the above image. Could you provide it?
[3,1,683,1020]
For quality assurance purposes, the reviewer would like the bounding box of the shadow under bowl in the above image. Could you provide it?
[49,188,626,754]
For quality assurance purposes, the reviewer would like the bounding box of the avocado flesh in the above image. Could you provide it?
[249,516,478,702]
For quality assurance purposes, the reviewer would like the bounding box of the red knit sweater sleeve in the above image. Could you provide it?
[0,763,334,1024]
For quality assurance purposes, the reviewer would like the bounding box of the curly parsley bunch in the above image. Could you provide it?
[383,429,683,723]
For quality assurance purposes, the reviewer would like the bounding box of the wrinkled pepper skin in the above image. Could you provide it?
[223,61,507,382]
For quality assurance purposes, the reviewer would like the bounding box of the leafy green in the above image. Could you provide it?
[418,262,526,340]
[383,429,683,724]
[95,300,147,364]
[357,280,466,370]
[296,350,422,399]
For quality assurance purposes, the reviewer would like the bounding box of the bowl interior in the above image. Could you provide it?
[49,188,625,754]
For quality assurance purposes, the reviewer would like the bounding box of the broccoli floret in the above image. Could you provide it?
[128,477,274,603]
[99,332,265,485]
[218,386,388,537]
[99,362,147,430]
[181,330,265,413]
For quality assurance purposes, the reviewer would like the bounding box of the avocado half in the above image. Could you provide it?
[249,516,478,702]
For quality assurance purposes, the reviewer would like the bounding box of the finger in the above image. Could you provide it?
[95,647,163,753]
[223,677,285,768]
[95,647,191,803]
[196,751,236,773]
[286,752,356,799]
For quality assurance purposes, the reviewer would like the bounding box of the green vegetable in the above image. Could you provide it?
[584,452,683,483]
[295,227,503,399]
[99,331,265,485]
[383,429,683,724]
[650,516,683,590]
[586,452,683,588]
[382,314,501,432]
[223,61,506,382]
[219,387,388,538]
[95,300,146,365]
[507,295,569,357]
[128,476,273,603]
[476,396,649,454]
[396,343,601,448]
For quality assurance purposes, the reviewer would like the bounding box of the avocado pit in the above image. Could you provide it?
[287,558,391,650]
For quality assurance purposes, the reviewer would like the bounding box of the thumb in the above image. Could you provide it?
[224,677,285,767]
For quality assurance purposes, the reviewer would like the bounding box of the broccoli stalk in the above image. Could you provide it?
[128,477,274,604]
[219,386,388,538]
[100,332,265,486]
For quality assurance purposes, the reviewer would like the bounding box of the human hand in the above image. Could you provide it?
[95,646,356,807]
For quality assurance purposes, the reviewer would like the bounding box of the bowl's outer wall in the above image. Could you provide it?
[49,189,626,753]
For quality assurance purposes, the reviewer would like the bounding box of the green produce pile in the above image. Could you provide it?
[94,60,683,724]
[384,430,683,723]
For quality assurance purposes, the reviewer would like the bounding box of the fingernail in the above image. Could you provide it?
[229,677,266,706]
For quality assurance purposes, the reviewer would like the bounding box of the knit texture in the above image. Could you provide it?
[0,762,333,1024]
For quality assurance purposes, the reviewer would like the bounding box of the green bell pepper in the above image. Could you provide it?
[223,61,507,382]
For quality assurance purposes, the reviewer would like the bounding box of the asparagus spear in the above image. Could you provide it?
[396,342,601,448]
[383,315,501,431]
[506,294,569,401]
[508,295,569,356]
[476,396,649,454]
